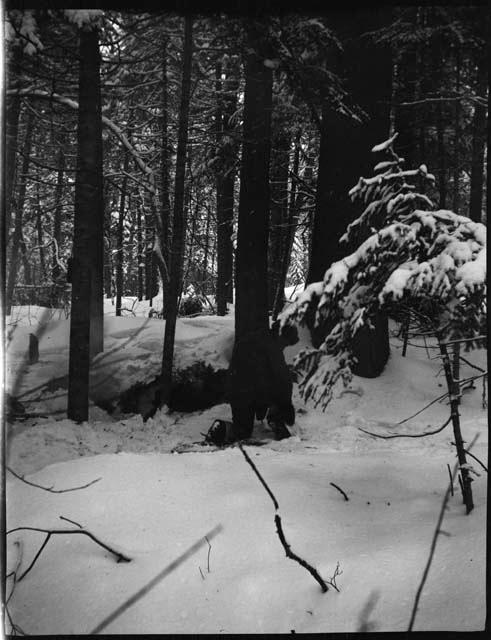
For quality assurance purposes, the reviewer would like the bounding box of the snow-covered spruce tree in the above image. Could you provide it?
[279,132,486,410]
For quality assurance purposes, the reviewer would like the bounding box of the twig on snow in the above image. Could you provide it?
[358,416,451,439]
[238,442,279,510]
[7,524,132,581]
[330,482,349,501]
[408,434,478,631]
[89,524,223,634]
[274,514,329,593]
[7,467,102,493]
[396,392,449,425]
[238,443,331,593]
[59,515,83,528]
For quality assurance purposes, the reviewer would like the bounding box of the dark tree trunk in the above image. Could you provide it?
[68,26,104,422]
[115,155,129,316]
[216,58,238,315]
[6,109,35,314]
[36,182,46,282]
[469,53,487,223]
[268,131,290,310]
[159,34,172,316]
[306,8,393,376]
[273,128,301,319]
[103,187,113,298]
[160,16,193,404]
[235,22,273,340]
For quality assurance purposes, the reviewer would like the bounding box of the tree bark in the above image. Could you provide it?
[6,109,35,314]
[306,9,392,375]
[160,15,193,404]
[235,22,273,340]
[452,49,461,213]
[68,26,104,422]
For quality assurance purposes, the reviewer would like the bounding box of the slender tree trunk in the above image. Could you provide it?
[103,187,113,298]
[115,154,129,316]
[273,128,301,319]
[36,182,46,282]
[160,16,193,404]
[235,22,273,339]
[438,335,473,514]
[6,109,35,314]
[469,54,487,223]
[268,131,290,310]
[52,141,65,281]
[159,34,172,316]
[216,58,238,314]
[68,26,104,422]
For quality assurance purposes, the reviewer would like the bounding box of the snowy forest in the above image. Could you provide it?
[3,4,488,635]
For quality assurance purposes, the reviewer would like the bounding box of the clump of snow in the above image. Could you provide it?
[371,132,399,153]
[63,9,103,27]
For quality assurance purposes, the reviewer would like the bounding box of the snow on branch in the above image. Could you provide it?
[280,133,487,410]
[6,89,155,187]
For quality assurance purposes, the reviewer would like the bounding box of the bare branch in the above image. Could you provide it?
[7,525,132,581]
[7,467,101,493]
[330,482,349,501]
[359,416,452,439]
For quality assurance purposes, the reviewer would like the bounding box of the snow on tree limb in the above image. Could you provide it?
[6,88,156,188]
[280,133,487,409]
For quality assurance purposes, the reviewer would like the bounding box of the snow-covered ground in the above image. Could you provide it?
[4,299,487,633]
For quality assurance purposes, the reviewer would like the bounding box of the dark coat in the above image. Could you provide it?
[226,328,293,412]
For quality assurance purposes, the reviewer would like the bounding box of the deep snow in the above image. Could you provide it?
[4,298,488,633]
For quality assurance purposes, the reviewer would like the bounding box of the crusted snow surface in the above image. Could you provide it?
[5,307,487,634]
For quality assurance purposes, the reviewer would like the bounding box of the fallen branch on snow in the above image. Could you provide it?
[330,482,349,501]
[7,467,102,493]
[238,442,334,593]
[7,522,132,582]
[358,416,452,439]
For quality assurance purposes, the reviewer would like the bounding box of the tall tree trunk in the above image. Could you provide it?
[159,34,172,317]
[68,25,104,422]
[160,16,193,404]
[216,57,238,314]
[268,131,290,310]
[6,109,35,314]
[103,187,113,298]
[306,8,392,375]
[36,182,46,282]
[115,154,129,316]
[235,22,273,339]
[273,128,301,319]
[52,141,65,282]
[469,53,487,222]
